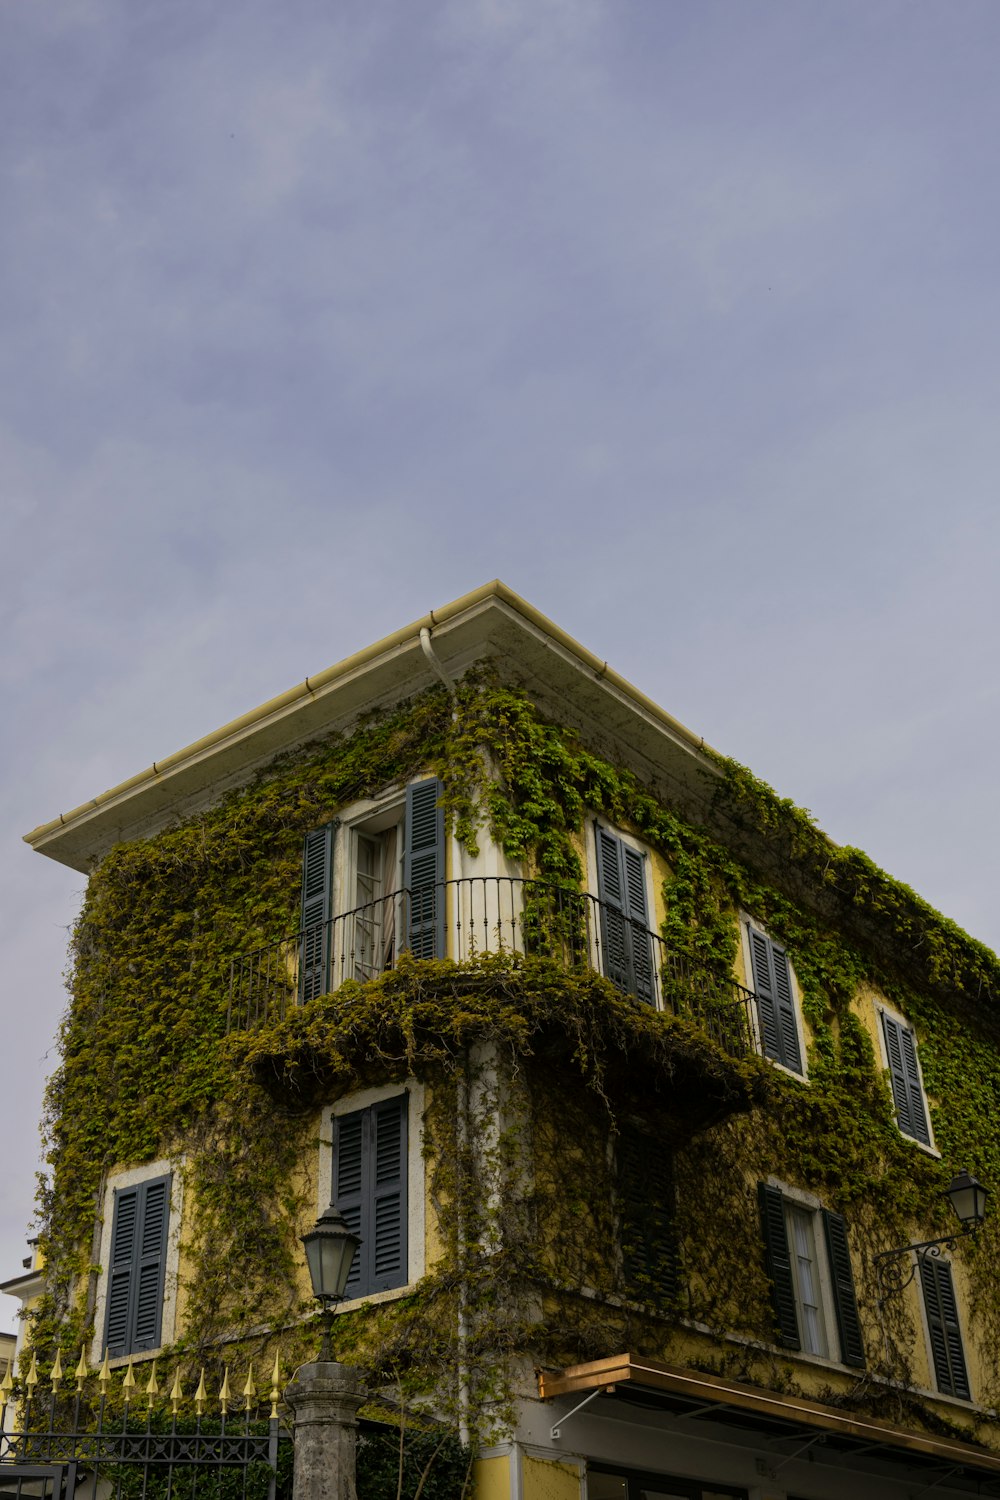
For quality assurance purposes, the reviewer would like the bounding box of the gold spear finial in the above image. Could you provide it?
[145,1362,159,1410]
[75,1347,88,1394]
[195,1368,208,1416]
[25,1352,39,1391]
[219,1367,232,1415]
[0,1361,14,1405]
[50,1349,64,1392]
[98,1351,112,1395]
[269,1352,281,1419]
[242,1364,257,1406]
[169,1369,183,1414]
[122,1359,136,1405]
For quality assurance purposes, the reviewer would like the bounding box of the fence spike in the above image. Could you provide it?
[25,1351,38,1390]
[170,1369,183,1413]
[75,1346,88,1393]
[98,1351,111,1395]
[219,1366,232,1414]
[242,1363,256,1404]
[195,1368,208,1415]
[0,1360,14,1400]
[122,1358,136,1404]
[269,1352,281,1419]
[145,1361,160,1409]
[50,1347,64,1391]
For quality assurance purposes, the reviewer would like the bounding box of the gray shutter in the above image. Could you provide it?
[105,1175,170,1358]
[334,1110,365,1296]
[622,844,655,1005]
[748,926,802,1072]
[300,824,335,1002]
[404,780,445,959]
[618,1127,677,1301]
[595,826,630,992]
[822,1210,866,1369]
[881,1013,931,1145]
[370,1096,408,1292]
[758,1183,800,1350]
[334,1097,408,1299]
[920,1256,971,1399]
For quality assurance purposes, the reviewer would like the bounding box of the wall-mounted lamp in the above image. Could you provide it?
[875,1170,989,1299]
[301,1204,361,1360]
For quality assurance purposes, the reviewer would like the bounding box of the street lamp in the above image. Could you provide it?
[875,1170,989,1300]
[301,1205,361,1360]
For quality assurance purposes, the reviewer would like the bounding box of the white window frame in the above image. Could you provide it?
[740,916,808,1079]
[584,820,661,1008]
[873,1001,938,1155]
[319,1081,426,1311]
[766,1179,841,1367]
[91,1159,183,1366]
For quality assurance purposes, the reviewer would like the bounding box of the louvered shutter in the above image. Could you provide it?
[622,845,655,1004]
[105,1175,171,1358]
[334,1111,365,1297]
[821,1210,866,1368]
[333,1096,408,1298]
[748,926,802,1072]
[595,827,630,992]
[370,1097,408,1291]
[920,1256,971,1399]
[881,1013,931,1145]
[300,824,335,1002]
[758,1183,800,1350]
[618,1127,677,1301]
[404,780,445,959]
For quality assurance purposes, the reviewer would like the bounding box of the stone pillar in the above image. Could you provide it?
[285,1361,367,1500]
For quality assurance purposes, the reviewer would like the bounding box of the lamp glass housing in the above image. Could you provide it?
[301,1205,360,1304]
[946,1170,989,1227]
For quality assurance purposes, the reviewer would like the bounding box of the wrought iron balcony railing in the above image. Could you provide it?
[226,876,757,1061]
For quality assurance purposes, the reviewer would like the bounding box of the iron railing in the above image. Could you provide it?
[227,877,757,1059]
[0,1357,286,1500]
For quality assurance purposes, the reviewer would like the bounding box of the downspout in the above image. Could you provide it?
[420,626,471,1445]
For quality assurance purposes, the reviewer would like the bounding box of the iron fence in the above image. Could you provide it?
[227,877,757,1060]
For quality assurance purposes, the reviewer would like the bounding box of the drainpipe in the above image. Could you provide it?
[419,626,456,696]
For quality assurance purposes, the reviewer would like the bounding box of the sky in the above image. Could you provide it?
[3,0,1000,1310]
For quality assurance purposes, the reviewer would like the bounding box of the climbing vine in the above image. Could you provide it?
[30,669,1000,1447]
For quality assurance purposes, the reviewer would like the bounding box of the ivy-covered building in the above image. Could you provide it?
[21,581,1000,1500]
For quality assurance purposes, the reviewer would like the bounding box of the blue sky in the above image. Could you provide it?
[3,0,1000,1298]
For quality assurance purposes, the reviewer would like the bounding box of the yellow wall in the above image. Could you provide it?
[522,1455,582,1500]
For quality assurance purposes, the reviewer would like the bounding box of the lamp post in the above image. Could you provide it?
[875,1170,989,1300]
[285,1205,366,1500]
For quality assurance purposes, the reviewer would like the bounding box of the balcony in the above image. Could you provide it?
[226,878,758,1064]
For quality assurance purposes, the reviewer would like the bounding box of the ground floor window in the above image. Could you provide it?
[589,1465,747,1500]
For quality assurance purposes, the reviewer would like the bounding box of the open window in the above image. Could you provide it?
[758,1182,865,1368]
[299,778,446,1000]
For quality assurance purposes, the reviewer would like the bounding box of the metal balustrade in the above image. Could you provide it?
[226,877,757,1061]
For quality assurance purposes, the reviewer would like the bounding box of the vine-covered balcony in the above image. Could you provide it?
[226,877,757,1063]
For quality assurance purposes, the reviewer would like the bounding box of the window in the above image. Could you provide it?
[758,1183,865,1368]
[879,1009,932,1146]
[333,1095,409,1300]
[920,1255,971,1399]
[593,823,656,1004]
[617,1125,677,1303]
[300,778,446,1001]
[589,1464,748,1500]
[102,1172,173,1358]
[745,923,804,1074]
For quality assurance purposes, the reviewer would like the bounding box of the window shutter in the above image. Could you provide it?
[881,1013,931,1145]
[404,780,445,959]
[618,1127,677,1301]
[821,1210,866,1369]
[300,824,336,1002]
[622,845,655,1005]
[920,1256,971,1399]
[748,926,802,1073]
[595,826,630,992]
[333,1096,408,1299]
[758,1183,800,1350]
[104,1175,170,1358]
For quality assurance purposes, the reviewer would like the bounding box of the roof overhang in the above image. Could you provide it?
[537,1354,1000,1492]
[24,581,723,873]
